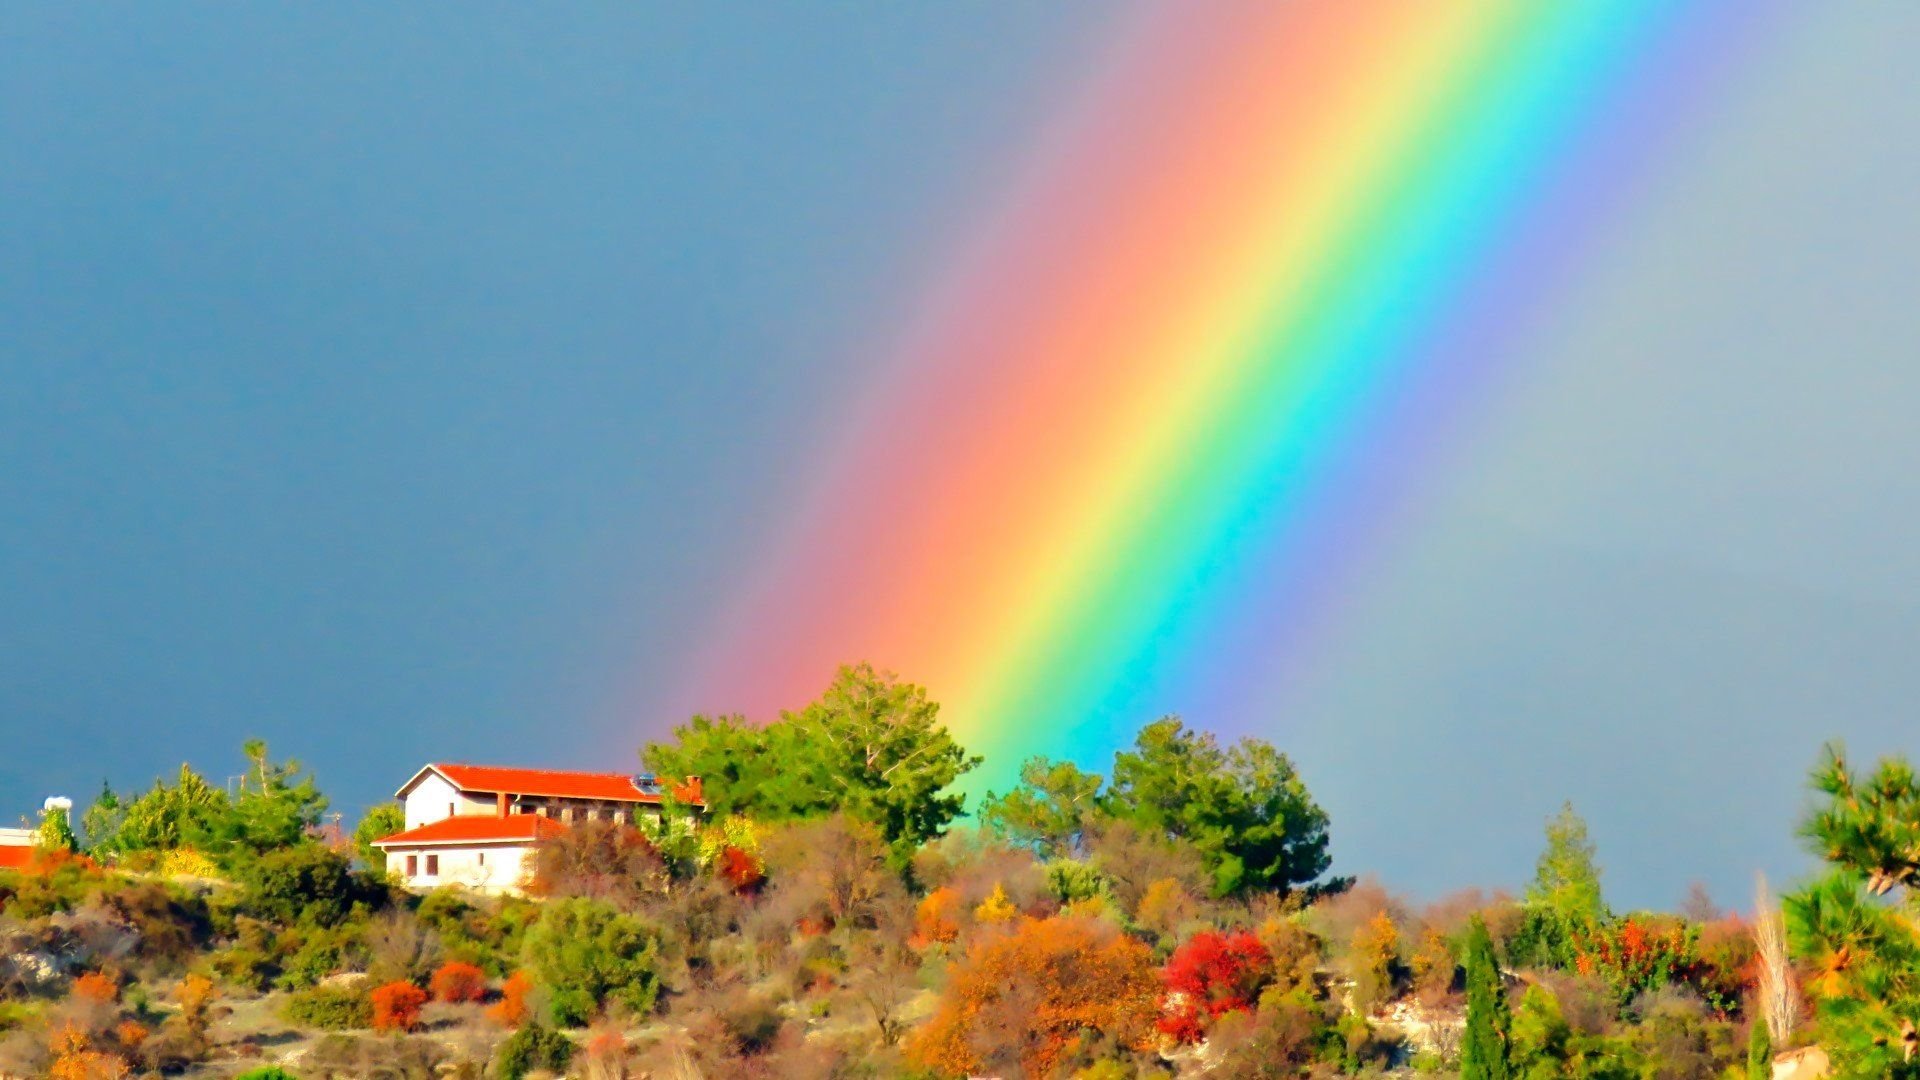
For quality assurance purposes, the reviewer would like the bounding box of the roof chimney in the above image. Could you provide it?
[682,775,703,805]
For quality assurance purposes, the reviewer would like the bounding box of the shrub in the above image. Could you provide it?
[69,973,117,1005]
[486,971,534,1028]
[234,1069,302,1080]
[236,846,379,928]
[304,1032,446,1078]
[908,915,1159,1078]
[716,846,764,894]
[718,991,785,1056]
[495,1022,575,1080]
[973,883,1017,924]
[370,981,428,1033]
[157,848,220,880]
[1158,930,1275,1042]
[430,960,487,1004]
[913,886,963,946]
[282,984,373,1031]
[521,898,661,1026]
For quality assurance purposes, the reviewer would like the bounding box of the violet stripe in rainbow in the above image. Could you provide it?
[686,2,1778,797]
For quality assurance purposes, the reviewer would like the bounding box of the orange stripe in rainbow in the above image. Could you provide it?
[685,2,1772,795]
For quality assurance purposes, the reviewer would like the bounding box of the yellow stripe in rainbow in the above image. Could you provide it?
[688,2,1771,793]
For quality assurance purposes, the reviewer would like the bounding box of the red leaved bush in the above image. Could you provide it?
[371,981,428,1032]
[1158,929,1275,1043]
[717,845,764,894]
[430,960,487,1003]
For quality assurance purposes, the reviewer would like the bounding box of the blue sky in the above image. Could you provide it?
[4,5,1916,909]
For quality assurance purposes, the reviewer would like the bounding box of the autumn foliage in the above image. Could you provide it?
[430,960,488,1003]
[48,1023,128,1080]
[1574,916,1703,1006]
[1158,930,1275,1043]
[716,845,765,894]
[908,915,1159,1077]
[912,886,963,946]
[70,972,119,1004]
[487,970,535,1028]
[370,981,429,1032]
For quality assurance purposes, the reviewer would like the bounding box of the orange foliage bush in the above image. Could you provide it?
[717,846,764,894]
[430,960,488,1003]
[113,1021,148,1052]
[48,1023,129,1080]
[486,970,534,1028]
[913,887,962,946]
[907,915,1159,1078]
[174,974,217,1036]
[71,972,119,1004]
[370,981,429,1032]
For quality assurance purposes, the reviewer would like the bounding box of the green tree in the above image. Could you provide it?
[1786,744,1920,1077]
[215,739,328,856]
[521,898,662,1026]
[1461,915,1511,1080]
[115,764,231,853]
[641,712,789,819]
[353,802,406,868]
[35,802,77,852]
[78,781,124,853]
[979,757,1105,859]
[1512,802,1607,969]
[646,663,980,858]
[1101,717,1330,896]
[1530,802,1605,918]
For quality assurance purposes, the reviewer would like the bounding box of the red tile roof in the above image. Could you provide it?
[403,764,704,805]
[373,814,569,848]
[0,844,33,871]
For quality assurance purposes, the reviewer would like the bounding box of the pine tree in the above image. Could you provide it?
[1460,915,1511,1080]
[1786,744,1920,1078]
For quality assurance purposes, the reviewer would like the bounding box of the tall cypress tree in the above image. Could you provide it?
[1461,915,1511,1080]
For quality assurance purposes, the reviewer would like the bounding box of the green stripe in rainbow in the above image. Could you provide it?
[686,1,1777,795]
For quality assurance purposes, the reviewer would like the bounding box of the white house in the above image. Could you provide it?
[0,826,35,873]
[372,764,704,893]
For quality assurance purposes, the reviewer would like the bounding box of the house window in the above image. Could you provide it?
[425,854,439,876]
[561,807,575,823]
[448,802,455,819]
[406,855,418,877]
[477,851,486,867]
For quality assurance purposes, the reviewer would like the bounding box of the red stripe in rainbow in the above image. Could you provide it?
[685,2,1774,794]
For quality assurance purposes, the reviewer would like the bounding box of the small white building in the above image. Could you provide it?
[372,763,705,894]
[0,826,36,873]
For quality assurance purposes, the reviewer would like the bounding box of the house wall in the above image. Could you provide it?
[402,774,495,829]
[384,843,535,894]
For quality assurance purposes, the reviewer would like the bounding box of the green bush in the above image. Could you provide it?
[1043,859,1112,905]
[495,1022,575,1080]
[277,938,346,991]
[234,1068,302,1080]
[281,983,373,1030]
[521,898,661,1026]
[237,845,383,928]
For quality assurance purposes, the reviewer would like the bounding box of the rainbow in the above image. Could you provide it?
[685,3,1774,794]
